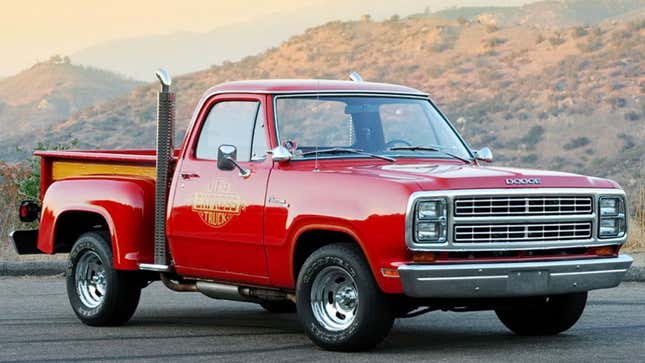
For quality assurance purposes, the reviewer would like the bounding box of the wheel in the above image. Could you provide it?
[296,243,394,351]
[260,300,297,313]
[495,292,588,336]
[66,232,141,326]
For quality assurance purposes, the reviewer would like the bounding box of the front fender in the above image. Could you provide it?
[38,176,155,270]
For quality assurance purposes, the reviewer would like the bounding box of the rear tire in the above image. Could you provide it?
[260,300,297,313]
[495,292,587,335]
[66,232,141,326]
[296,243,394,351]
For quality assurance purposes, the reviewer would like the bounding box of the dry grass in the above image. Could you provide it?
[624,187,645,251]
[625,219,644,251]
[0,161,28,260]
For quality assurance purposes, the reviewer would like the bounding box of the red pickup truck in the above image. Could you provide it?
[12,70,633,351]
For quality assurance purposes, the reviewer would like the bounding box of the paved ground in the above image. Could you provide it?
[1,277,643,363]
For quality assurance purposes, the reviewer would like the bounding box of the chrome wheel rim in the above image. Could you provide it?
[75,251,107,309]
[310,266,359,331]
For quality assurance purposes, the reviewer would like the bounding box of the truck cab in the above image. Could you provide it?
[12,72,633,351]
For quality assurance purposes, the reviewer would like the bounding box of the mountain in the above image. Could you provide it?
[70,0,433,81]
[0,57,141,158]
[428,0,645,27]
[34,12,644,212]
[69,1,644,81]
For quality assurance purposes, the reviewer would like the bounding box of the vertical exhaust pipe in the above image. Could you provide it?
[140,69,174,272]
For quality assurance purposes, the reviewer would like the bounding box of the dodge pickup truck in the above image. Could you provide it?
[11,70,633,351]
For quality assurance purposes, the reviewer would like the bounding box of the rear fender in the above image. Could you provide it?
[38,176,155,270]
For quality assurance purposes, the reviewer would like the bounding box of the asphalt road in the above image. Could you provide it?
[1,277,643,363]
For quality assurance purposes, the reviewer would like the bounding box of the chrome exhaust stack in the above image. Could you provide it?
[140,69,175,272]
[196,281,292,303]
[160,275,292,303]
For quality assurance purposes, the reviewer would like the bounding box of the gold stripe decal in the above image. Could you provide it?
[51,161,156,180]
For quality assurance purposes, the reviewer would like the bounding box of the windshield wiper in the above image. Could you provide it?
[388,145,472,164]
[301,148,396,162]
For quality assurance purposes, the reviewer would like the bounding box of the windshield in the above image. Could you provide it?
[275,96,472,161]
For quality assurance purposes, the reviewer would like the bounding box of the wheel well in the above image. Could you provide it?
[54,211,110,253]
[292,229,361,281]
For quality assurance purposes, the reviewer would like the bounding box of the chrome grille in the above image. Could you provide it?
[454,196,593,217]
[454,222,592,243]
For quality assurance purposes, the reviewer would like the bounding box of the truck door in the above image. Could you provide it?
[167,94,271,283]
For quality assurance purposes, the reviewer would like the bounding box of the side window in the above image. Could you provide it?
[251,106,267,160]
[196,101,259,161]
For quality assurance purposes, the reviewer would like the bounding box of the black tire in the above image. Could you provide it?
[296,243,394,351]
[66,232,141,326]
[260,300,297,313]
[495,292,588,336]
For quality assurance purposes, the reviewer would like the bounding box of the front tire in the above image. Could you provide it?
[296,244,394,351]
[66,232,141,326]
[495,292,588,335]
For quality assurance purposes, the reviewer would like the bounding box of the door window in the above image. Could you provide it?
[196,101,260,161]
[251,106,267,160]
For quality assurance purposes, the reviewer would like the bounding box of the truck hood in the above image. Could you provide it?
[347,162,619,191]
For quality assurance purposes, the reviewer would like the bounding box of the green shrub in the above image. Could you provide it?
[484,37,506,48]
[571,26,588,38]
[576,38,603,52]
[520,154,538,163]
[536,34,545,44]
[485,24,498,33]
[549,31,566,47]
[18,141,78,201]
[520,125,545,148]
[624,111,641,121]
[627,19,645,31]
[563,137,591,150]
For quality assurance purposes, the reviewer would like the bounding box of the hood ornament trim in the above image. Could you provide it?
[505,178,542,185]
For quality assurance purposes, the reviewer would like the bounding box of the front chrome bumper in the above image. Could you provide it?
[398,254,633,298]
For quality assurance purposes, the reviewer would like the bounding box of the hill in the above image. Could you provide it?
[35,14,644,213]
[0,57,141,158]
[69,1,644,81]
[429,0,645,27]
[70,0,433,81]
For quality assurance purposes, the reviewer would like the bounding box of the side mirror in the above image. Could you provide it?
[474,147,493,163]
[217,145,250,177]
[267,146,293,162]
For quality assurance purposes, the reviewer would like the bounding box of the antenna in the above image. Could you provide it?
[349,71,364,82]
[313,145,320,172]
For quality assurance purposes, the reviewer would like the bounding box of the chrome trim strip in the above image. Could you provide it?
[272,93,428,152]
[184,90,429,161]
[405,188,627,252]
[398,254,633,298]
[418,275,508,281]
[550,269,628,277]
[454,195,593,217]
[139,263,171,272]
[271,93,475,162]
[453,221,592,242]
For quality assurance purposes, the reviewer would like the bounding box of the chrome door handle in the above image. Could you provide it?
[268,196,289,208]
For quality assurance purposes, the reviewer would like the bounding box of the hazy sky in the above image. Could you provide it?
[0,0,535,76]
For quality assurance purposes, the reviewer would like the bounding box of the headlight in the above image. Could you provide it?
[417,200,444,220]
[415,199,447,243]
[599,198,619,216]
[598,196,626,238]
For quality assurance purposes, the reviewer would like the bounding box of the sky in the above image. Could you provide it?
[0,0,536,77]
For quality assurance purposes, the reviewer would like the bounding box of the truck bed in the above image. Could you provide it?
[35,149,178,198]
